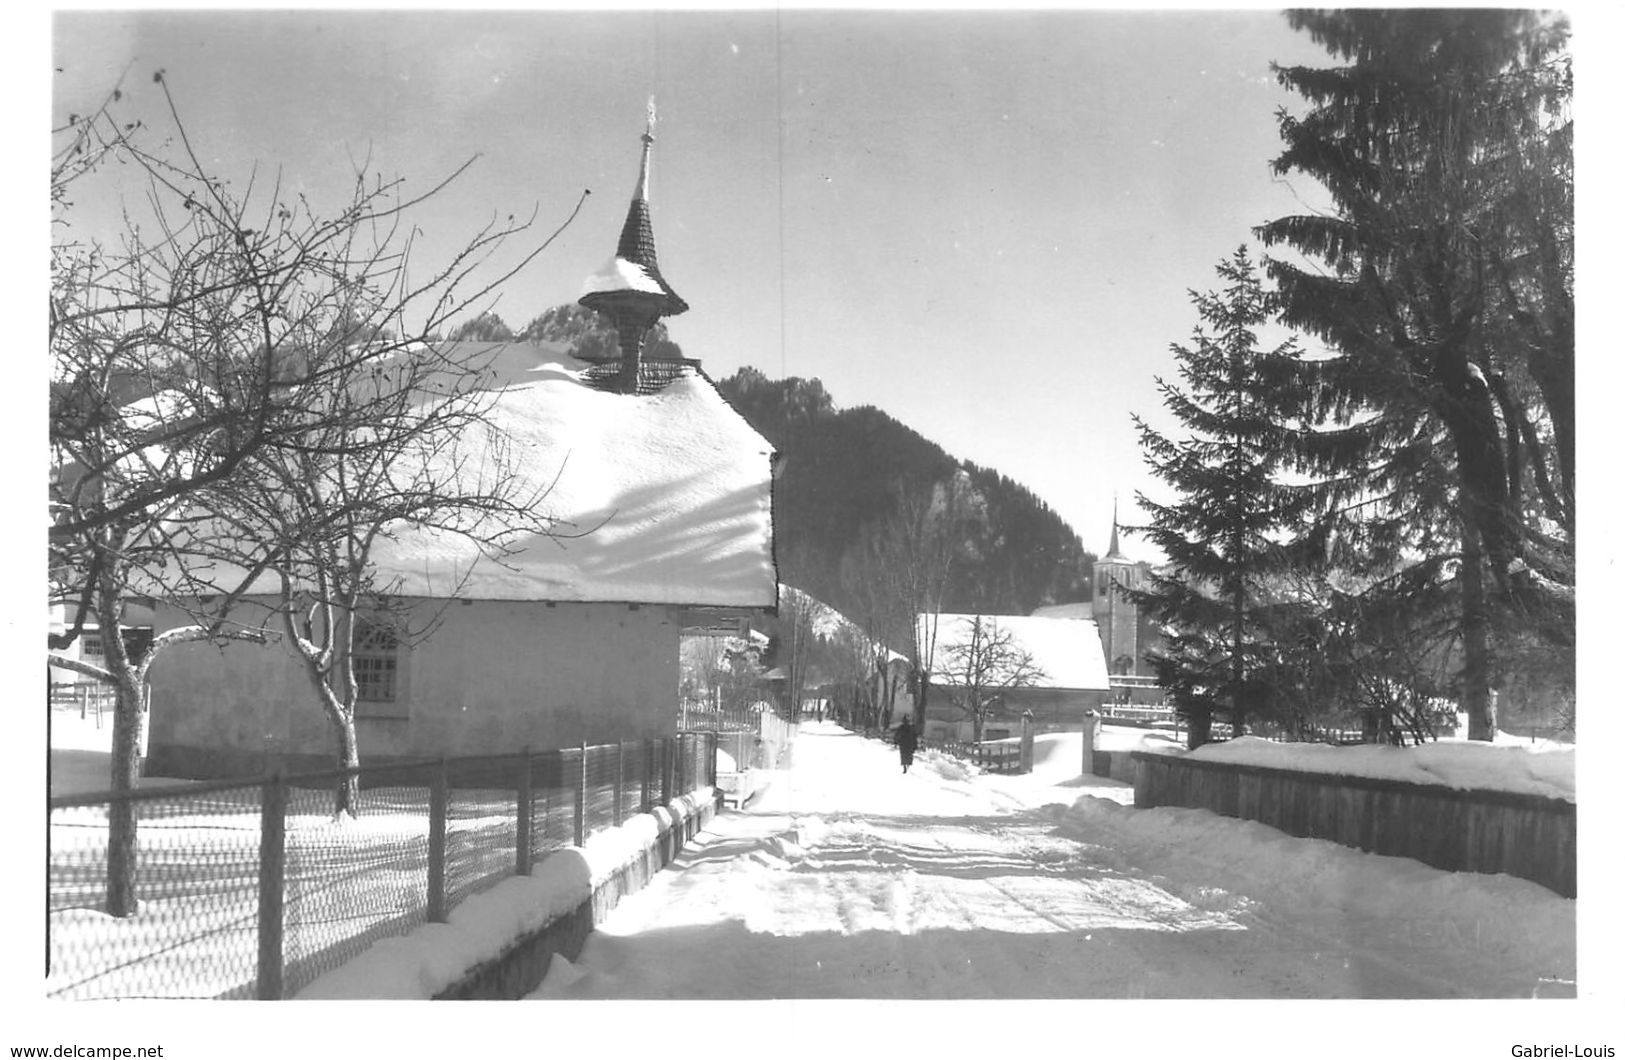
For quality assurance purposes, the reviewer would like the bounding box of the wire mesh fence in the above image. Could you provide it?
[440,755,531,919]
[46,733,720,1000]
[48,778,268,999]
[279,761,436,999]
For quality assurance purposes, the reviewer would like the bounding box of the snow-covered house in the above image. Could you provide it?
[144,117,778,778]
[917,612,1110,742]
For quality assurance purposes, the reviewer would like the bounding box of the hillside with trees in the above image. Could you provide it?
[507,314,1100,729]
[713,367,1096,646]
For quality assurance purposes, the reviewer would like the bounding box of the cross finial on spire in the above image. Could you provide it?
[1108,494,1123,559]
[633,97,656,202]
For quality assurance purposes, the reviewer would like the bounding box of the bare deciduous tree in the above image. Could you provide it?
[204,348,568,815]
[846,473,985,730]
[49,73,583,905]
[776,586,822,722]
[939,615,1045,745]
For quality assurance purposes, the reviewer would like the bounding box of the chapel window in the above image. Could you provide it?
[353,616,401,703]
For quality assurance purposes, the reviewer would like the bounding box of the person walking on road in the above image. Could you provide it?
[894,717,918,773]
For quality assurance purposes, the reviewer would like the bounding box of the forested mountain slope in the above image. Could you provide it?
[715,367,1095,625]
[513,307,1095,633]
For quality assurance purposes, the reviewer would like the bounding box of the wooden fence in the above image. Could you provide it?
[1131,751,1576,898]
[50,681,117,720]
[928,739,1025,774]
[1089,749,1138,783]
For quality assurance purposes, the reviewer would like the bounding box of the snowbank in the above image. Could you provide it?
[1054,795,1575,985]
[1176,735,1574,802]
[295,790,713,1000]
[1093,724,1185,754]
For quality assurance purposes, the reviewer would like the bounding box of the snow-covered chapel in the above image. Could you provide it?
[145,115,779,777]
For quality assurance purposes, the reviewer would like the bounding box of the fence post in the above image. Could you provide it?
[1081,712,1101,776]
[256,770,287,1000]
[661,737,672,806]
[707,731,718,788]
[574,742,587,847]
[613,741,625,827]
[516,749,533,876]
[640,739,652,813]
[427,758,448,923]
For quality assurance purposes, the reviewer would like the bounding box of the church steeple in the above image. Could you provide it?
[1093,494,1140,676]
[1104,494,1128,563]
[580,98,688,393]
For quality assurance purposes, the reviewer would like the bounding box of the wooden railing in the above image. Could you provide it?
[927,738,1025,775]
[1100,702,1174,724]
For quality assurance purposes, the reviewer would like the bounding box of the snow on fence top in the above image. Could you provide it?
[1167,734,1575,803]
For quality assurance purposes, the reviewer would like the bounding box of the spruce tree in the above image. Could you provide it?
[1131,248,1312,749]
[1257,10,1574,740]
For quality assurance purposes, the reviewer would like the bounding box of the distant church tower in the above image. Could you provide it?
[1091,499,1144,675]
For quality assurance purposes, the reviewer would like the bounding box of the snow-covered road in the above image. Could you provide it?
[531,722,1575,999]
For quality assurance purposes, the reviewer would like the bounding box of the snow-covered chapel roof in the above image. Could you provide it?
[363,341,775,606]
[1030,602,1093,622]
[161,340,777,610]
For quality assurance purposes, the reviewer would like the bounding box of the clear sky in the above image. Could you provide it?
[53,8,1345,563]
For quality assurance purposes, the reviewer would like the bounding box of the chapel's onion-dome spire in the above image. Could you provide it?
[579,98,688,393]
